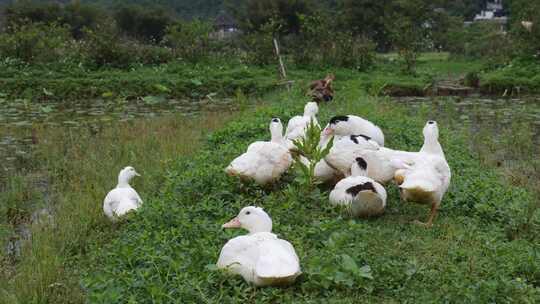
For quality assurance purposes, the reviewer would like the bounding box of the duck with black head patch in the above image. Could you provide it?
[323,115,385,146]
[321,132,380,178]
[329,157,387,217]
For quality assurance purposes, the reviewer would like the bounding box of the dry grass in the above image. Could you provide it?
[0,110,236,303]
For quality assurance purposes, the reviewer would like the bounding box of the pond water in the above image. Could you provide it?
[0,98,233,173]
[3,96,540,174]
[393,96,540,146]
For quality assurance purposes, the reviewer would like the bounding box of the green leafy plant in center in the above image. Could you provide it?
[291,119,333,190]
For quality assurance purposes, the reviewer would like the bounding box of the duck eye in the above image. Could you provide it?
[246,211,251,215]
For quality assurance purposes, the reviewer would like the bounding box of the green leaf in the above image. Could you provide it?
[341,254,359,274]
[359,265,374,280]
[154,84,171,93]
[190,79,203,86]
[142,95,166,105]
[43,88,54,96]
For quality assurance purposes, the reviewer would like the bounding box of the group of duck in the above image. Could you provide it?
[101,100,451,287]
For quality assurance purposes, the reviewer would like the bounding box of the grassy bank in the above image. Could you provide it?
[0,54,491,102]
[82,80,539,302]
[0,61,279,101]
[0,108,241,303]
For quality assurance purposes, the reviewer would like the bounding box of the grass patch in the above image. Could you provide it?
[0,109,239,303]
[82,80,540,302]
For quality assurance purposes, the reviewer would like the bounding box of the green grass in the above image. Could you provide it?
[0,54,491,102]
[480,60,540,94]
[81,81,540,303]
[0,60,280,101]
[0,110,239,303]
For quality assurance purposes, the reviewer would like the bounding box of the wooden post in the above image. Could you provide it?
[273,38,289,90]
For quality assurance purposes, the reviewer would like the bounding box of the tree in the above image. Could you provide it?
[228,0,312,35]
[338,0,392,51]
[113,4,173,43]
[385,0,433,74]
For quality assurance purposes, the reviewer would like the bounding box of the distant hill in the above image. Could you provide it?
[0,0,228,19]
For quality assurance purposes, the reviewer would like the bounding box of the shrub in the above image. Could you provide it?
[291,13,375,70]
[0,22,73,63]
[448,22,513,64]
[239,21,278,66]
[113,4,173,43]
[4,0,106,39]
[163,20,213,62]
[81,24,134,68]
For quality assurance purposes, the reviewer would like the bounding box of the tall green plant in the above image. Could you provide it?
[291,120,333,190]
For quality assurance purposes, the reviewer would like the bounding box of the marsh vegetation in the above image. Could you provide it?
[0,0,539,303]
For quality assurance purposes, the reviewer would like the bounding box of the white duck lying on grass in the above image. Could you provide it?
[393,121,451,227]
[323,115,385,146]
[322,133,380,178]
[226,118,292,185]
[329,157,387,217]
[285,102,319,144]
[217,206,301,286]
[103,166,143,221]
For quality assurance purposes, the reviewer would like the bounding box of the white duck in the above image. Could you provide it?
[226,118,292,185]
[103,166,143,220]
[329,157,387,217]
[285,102,319,143]
[217,206,301,286]
[323,115,385,146]
[393,121,451,227]
[357,147,418,184]
[323,133,380,177]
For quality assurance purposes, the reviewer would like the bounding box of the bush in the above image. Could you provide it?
[81,24,134,68]
[448,22,513,64]
[239,21,277,66]
[4,0,106,39]
[163,20,213,62]
[290,13,375,70]
[0,22,73,63]
[113,4,173,43]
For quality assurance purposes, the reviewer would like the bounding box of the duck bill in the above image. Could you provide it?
[222,217,241,229]
[322,127,334,136]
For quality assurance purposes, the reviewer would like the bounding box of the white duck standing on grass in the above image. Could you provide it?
[217,206,301,287]
[329,157,387,217]
[225,118,292,185]
[393,121,451,227]
[103,166,143,221]
[285,102,319,144]
[323,115,385,146]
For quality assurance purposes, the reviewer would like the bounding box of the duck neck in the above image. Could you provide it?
[422,137,443,155]
[117,175,131,188]
[247,222,272,235]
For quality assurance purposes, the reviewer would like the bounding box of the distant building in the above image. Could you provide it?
[212,10,239,39]
[472,0,508,32]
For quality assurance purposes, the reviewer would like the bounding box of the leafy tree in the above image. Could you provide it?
[163,20,213,61]
[338,0,391,51]
[385,0,432,74]
[507,0,540,60]
[113,4,173,43]
[4,0,105,39]
[0,21,72,63]
[228,0,312,35]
